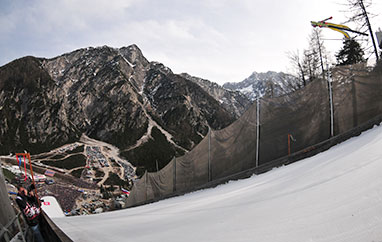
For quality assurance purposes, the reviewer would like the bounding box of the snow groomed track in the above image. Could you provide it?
[53,124,382,242]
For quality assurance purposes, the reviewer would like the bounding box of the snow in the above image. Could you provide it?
[53,124,382,242]
[41,196,65,218]
[118,50,135,67]
[239,85,253,94]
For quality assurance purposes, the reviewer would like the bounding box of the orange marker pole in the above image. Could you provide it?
[27,153,40,207]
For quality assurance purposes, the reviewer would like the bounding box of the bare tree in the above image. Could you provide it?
[287,50,306,87]
[287,29,329,87]
[343,0,379,61]
[303,29,328,82]
[312,29,327,79]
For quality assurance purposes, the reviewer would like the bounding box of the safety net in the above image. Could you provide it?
[127,62,382,207]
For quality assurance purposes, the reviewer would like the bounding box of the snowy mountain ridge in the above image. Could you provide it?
[223,71,300,100]
[180,73,252,118]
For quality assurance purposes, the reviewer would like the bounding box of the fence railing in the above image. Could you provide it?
[0,210,72,242]
[0,212,26,242]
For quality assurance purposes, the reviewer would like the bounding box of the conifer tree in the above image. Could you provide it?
[336,38,365,65]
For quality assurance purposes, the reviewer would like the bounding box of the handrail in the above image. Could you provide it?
[0,209,73,242]
[0,212,26,242]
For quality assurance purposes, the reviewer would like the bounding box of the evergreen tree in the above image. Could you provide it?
[336,38,365,66]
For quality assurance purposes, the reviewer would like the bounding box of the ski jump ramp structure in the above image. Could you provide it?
[51,63,382,241]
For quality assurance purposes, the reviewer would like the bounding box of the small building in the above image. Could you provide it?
[34,174,47,183]
[44,169,55,177]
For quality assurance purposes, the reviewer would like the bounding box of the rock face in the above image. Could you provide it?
[0,56,80,154]
[180,73,252,118]
[223,71,300,101]
[0,45,236,174]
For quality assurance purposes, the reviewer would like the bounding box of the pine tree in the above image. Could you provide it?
[336,38,365,66]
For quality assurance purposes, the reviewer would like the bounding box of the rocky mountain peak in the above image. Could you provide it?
[223,71,300,101]
[180,73,252,118]
[119,44,149,67]
[0,44,238,175]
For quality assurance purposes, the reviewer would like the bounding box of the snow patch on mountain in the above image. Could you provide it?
[223,71,300,101]
[180,73,251,118]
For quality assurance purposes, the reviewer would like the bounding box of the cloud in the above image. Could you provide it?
[0,0,381,84]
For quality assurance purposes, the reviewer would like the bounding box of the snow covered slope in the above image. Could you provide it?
[53,124,382,242]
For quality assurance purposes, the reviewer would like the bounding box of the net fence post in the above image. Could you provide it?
[208,127,211,182]
[145,172,148,202]
[173,157,176,192]
[256,97,260,167]
[327,64,334,137]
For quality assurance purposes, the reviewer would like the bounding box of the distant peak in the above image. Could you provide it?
[120,44,142,53]
[127,44,140,50]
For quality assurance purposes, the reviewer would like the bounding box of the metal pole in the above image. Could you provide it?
[173,157,176,192]
[145,171,147,201]
[26,153,40,207]
[16,213,26,242]
[3,230,10,242]
[0,213,26,242]
[208,127,211,182]
[255,98,260,167]
[288,134,291,156]
[327,64,334,137]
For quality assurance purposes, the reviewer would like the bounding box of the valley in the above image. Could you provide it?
[1,135,135,215]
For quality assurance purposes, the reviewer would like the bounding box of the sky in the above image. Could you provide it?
[0,0,381,85]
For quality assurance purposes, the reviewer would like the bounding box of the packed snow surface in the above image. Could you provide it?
[41,196,65,218]
[53,124,382,242]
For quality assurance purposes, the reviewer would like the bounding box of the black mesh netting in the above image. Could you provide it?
[127,63,382,207]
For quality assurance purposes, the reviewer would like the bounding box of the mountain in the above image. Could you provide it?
[0,45,236,175]
[180,73,252,118]
[223,71,300,101]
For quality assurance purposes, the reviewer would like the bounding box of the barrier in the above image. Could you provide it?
[127,62,382,208]
[0,213,26,242]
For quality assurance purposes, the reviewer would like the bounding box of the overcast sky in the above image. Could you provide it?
[0,0,381,84]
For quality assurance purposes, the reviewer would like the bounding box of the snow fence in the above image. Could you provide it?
[127,62,382,207]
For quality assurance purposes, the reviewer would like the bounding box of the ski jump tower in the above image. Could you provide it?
[0,163,17,238]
